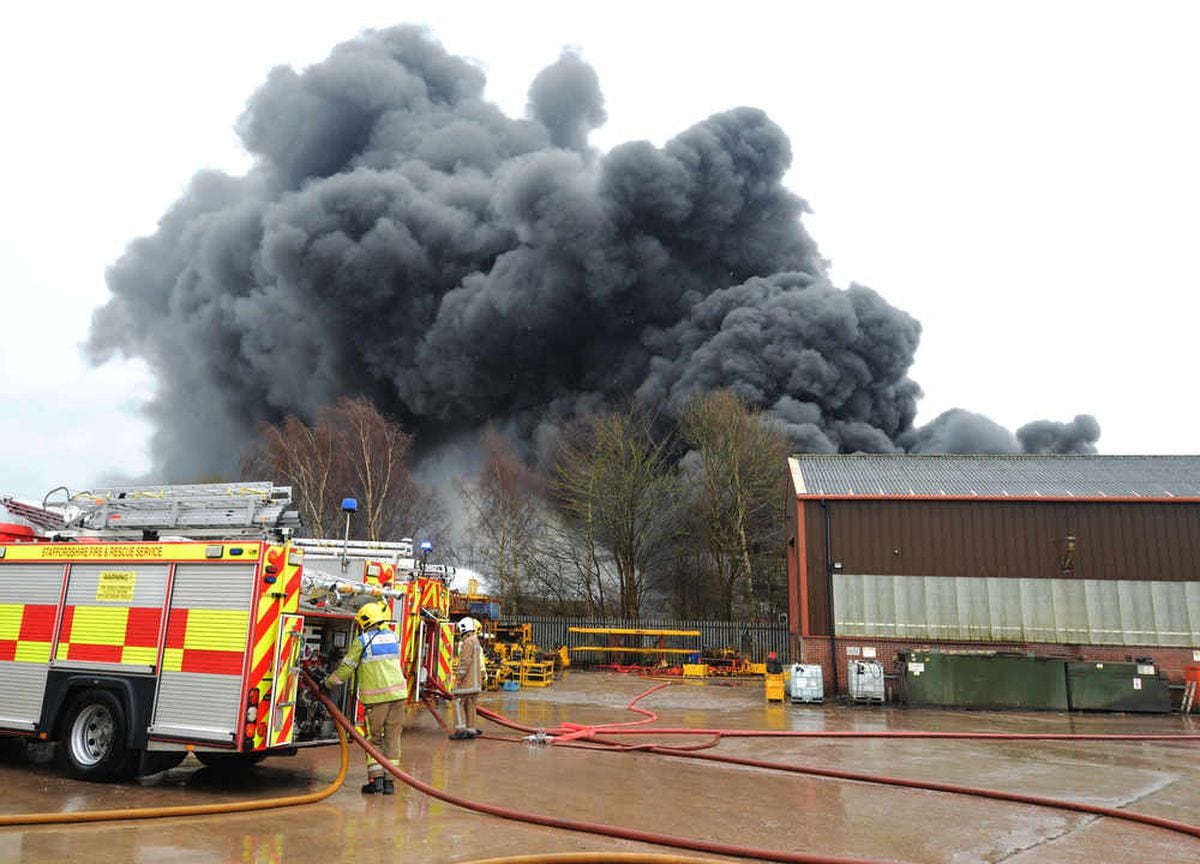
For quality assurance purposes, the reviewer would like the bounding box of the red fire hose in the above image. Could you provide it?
[305,676,900,864]
[475,682,1200,844]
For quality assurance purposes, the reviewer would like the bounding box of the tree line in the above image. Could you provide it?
[243,390,789,622]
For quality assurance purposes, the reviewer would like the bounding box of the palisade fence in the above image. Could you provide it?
[502,616,790,666]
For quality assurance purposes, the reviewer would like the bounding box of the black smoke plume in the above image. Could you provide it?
[87,25,1098,480]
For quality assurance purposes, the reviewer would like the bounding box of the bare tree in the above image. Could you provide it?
[526,513,617,617]
[680,389,789,618]
[242,414,343,538]
[242,397,447,545]
[551,408,680,620]
[454,429,543,614]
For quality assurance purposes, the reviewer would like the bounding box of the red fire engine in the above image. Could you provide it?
[0,482,454,781]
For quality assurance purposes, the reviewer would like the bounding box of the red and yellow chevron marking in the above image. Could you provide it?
[55,604,161,666]
[268,614,303,747]
[245,544,303,750]
[437,622,454,689]
[419,579,449,617]
[0,602,56,663]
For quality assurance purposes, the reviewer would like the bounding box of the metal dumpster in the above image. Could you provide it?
[900,650,1069,710]
[1066,661,1171,713]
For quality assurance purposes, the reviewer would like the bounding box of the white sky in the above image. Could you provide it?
[1,1,1197,500]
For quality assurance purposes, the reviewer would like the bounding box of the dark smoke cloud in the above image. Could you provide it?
[88,25,1098,481]
[1017,414,1101,455]
[900,409,1020,455]
[527,49,607,152]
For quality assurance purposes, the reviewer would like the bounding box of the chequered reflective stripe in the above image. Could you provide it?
[0,603,56,663]
[437,622,453,687]
[161,607,248,674]
[54,604,161,665]
[268,614,304,747]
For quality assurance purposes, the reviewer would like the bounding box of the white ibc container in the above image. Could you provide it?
[788,663,825,704]
[847,659,886,703]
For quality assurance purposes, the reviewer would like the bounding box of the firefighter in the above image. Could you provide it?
[324,600,407,794]
[450,617,486,740]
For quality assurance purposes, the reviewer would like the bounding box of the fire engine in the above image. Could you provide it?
[0,482,455,781]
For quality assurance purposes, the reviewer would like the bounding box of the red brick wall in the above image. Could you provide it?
[798,636,1200,695]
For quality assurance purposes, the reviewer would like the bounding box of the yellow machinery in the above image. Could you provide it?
[698,646,757,677]
[481,622,564,690]
[568,627,701,666]
[519,659,555,687]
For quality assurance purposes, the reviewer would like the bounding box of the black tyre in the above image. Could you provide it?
[59,689,137,781]
[194,751,268,772]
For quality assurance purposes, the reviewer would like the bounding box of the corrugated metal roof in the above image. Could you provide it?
[788,454,1200,499]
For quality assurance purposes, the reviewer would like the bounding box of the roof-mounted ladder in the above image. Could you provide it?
[32,481,301,539]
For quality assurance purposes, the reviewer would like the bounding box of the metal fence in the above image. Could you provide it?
[502,615,790,666]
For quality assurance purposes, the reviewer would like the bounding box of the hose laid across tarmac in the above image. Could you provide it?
[306,678,900,864]
[478,682,1200,844]
[0,723,349,827]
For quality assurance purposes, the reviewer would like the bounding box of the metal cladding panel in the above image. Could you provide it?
[170,564,258,609]
[64,564,169,607]
[836,573,1200,646]
[801,498,1200,636]
[0,564,65,603]
[151,671,242,741]
[790,454,1200,498]
[0,661,50,727]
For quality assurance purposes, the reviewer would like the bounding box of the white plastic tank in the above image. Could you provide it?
[788,663,825,704]
[847,659,886,703]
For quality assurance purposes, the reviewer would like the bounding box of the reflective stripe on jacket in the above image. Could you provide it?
[328,626,408,704]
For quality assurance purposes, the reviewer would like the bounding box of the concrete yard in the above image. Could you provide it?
[2,670,1199,863]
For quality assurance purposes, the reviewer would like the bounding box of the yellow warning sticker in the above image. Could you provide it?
[97,570,136,602]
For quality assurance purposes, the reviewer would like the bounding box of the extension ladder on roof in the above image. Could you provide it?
[42,481,300,539]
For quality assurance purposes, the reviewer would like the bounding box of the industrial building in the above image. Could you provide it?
[786,454,1200,699]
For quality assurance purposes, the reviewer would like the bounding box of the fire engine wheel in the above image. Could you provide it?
[60,689,136,782]
[194,751,268,772]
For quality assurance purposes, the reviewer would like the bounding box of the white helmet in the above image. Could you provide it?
[456,617,478,635]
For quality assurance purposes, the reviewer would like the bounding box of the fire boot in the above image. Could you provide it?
[361,777,384,794]
[382,778,395,795]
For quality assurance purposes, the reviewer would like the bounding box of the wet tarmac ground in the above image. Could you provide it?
[2,670,1200,863]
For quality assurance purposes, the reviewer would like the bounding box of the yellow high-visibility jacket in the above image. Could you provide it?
[327,626,408,704]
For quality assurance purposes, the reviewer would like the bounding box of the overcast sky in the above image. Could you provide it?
[1,1,1196,500]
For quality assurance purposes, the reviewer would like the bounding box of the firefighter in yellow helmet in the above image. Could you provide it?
[324,600,408,794]
[450,617,486,740]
